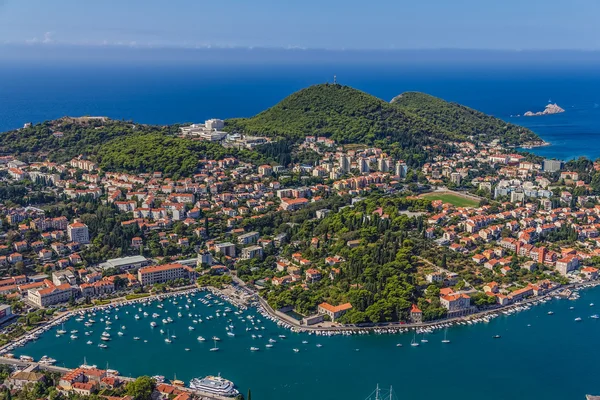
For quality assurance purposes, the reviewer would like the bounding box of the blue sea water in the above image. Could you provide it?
[1,63,600,160]
[12,287,600,400]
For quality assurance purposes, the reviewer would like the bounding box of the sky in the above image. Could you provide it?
[0,0,599,50]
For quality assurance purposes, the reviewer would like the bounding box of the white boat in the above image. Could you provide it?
[212,336,221,341]
[188,374,238,396]
[316,344,322,348]
[98,344,108,348]
[547,311,554,315]
[118,332,124,336]
[265,344,273,348]
[293,348,299,353]
[86,340,93,345]
[250,347,259,352]
[70,334,78,339]
[227,332,235,337]
[441,329,450,344]
[575,317,583,322]
[135,315,140,320]
[197,336,206,342]
[150,322,157,327]
[188,326,195,331]
[210,339,219,352]
[19,355,34,362]
[57,324,67,335]
[411,335,420,347]
[134,337,140,340]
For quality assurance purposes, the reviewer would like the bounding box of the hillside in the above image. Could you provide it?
[226,84,541,147]
[391,92,541,145]
[226,84,455,145]
[97,133,266,178]
[0,118,171,163]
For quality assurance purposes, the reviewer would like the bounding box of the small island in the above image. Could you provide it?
[524,103,565,117]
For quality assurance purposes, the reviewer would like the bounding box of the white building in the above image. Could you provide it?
[67,221,89,244]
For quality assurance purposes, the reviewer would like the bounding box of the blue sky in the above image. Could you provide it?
[0,0,598,50]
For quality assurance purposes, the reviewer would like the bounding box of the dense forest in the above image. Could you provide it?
[97,133,264,178]
[0,118,176,163]
[391,92,541,146]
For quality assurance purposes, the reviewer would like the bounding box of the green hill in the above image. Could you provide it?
[391,91,540,145]
[226,84,541,147]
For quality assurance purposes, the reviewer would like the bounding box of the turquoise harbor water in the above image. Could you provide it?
[12,287,600,400]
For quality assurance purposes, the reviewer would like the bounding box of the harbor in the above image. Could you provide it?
[5,284,600,399]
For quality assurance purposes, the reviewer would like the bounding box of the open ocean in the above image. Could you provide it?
[1,63,600,160]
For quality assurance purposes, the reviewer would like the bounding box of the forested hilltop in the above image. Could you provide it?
[226,83,542,147]
[391,92,541,146]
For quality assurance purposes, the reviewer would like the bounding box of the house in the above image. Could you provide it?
[581,267,599,280]
[5,366,45,389]
[555,255,579,276]
[440,293,471,316]
[305,268,322,283]
[410,304,422,323]
[317,302,352,321]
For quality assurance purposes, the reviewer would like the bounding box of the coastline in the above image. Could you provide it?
[251,279,600,335]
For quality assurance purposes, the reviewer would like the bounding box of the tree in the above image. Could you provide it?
[126,376,156,400]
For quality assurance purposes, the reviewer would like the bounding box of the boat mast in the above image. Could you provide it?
[375,384,380,400]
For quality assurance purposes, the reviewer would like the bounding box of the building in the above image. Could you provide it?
[137,263,191,286]
[28,283,73,308]
[410,304,423,323]
[67,221,90,244]
[99,256,149,271]
[317,302,352,322]
[205,119,225,130]
[543,159,563,172]
[52,270,76,286]
[450,172,462,185]
[241,245,263,260]
[238,231,259,245]
[5,365,45,389]
[214,242,236,258]
[556,255,579,276]
[440,293,471,316]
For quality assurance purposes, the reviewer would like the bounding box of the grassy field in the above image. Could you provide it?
[420,192,480,208]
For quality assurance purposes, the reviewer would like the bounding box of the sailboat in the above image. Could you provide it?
[165,330,172,343]
[210,339,219,352]
[410,334,419,347]
[57,323,67,335]
[441,328,450,344]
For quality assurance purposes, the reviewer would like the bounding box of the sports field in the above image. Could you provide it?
[420,192,480,207]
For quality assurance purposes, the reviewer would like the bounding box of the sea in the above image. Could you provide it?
[4,61,600,399]
[1,63,600,161]
[12,287,600,400]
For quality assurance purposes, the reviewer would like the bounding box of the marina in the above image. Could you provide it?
[6,285,600,399]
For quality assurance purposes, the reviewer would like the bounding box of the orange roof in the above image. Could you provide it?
[318,302,352,313]
[138,263,184,275]
[410,304,422,313]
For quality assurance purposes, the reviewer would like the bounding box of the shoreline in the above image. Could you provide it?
[4,279,599,351]
[251,279,600,335]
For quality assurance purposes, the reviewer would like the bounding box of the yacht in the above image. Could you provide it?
[210,339,219,352]
[197,336,206,342]
[86,340,93,345]
[188,375,238,397]
[212,336,221,341]
[575,317,583,322]
[150,322,157,327]
[293,348,300,353]
[250,347,259,352]
[57,324,67,335]
[227,332,235,337]
[134,337,140,340]
[265,344,274,348]
[70,334,78,340]
[591,315,599,319]
[98,344,108,349]
[316,344,322,348]
[547,311,554,315]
